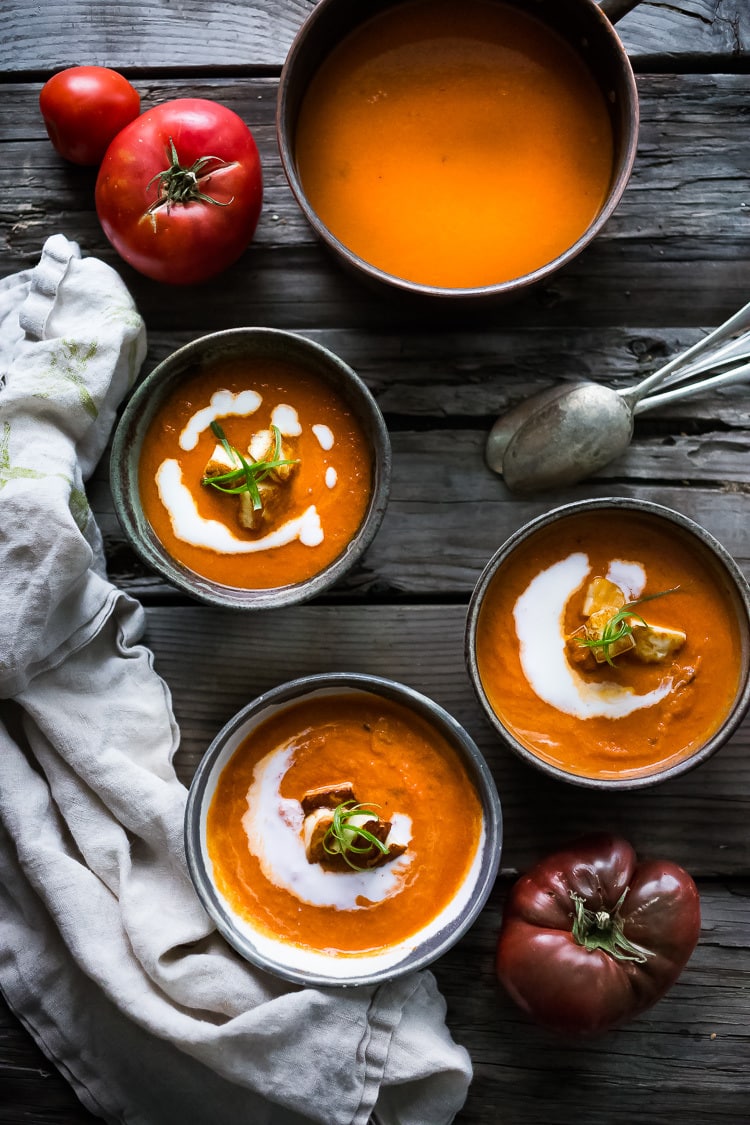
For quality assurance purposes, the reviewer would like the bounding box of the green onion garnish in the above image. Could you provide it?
[322,801,391,872]
[201,421,299,512]
[577,586,680,667]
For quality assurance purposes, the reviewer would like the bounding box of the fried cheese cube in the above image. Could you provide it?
[248,429,298,483]
[583,607,636,663]
[237,481,283,531]
[582,576,626,617]
[632,623,687,664]
[300,782,406,870]
[203,442,239,479]
[300,782,357,816]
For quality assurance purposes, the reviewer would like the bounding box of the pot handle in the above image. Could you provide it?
[598,0,643,25]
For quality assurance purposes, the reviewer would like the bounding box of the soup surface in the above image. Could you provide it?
[475,512,743,780]
[207,692,484,959]
[138,357,373,589]
[295,0,614,288]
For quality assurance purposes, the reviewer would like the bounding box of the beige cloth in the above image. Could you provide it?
[0,236,472,1125]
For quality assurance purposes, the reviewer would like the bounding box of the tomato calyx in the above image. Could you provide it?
[570,889,649,963]
[146,138,236,212]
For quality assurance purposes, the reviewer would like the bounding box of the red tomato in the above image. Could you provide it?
[94,98,263,285]
[39,66,140,166]
[496,834,701,1035]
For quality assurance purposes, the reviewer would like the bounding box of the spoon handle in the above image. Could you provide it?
[599,0,644,24]
[653,330,750,390]
[632,359,750,415]
[620,298,750,406]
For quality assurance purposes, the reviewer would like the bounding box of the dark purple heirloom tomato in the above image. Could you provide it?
[496,833,701,1034]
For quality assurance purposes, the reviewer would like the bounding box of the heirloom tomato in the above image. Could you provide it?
[95,98,263,285]
[39,66,140,166]
[496,834,701,1035]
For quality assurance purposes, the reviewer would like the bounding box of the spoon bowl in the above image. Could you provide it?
[501,382,633,493]
[485,383,575,472]
[488,298,750,493]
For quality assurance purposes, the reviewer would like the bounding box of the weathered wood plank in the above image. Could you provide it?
[1,876,748,1125]
[0,0,747,74]
[114,325,750,426]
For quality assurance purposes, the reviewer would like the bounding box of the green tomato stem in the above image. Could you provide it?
[569,889,649,963]
[146,138,234,211]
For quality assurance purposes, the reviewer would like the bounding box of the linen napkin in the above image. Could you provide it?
[0,235,472,1125]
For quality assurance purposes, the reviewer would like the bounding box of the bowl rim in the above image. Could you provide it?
[184,671,503,987]
[110,327,392,610]
[465,496,750,790]
[276,0,640,302]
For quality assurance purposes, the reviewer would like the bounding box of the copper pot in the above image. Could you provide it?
[277,0,643,302]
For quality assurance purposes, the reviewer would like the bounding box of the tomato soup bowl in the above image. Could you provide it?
[184,673,503,987]
[465,498,750,790]
[277,0,642,303]
[110,328,391,609]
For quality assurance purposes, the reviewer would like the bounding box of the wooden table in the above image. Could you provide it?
[2,2,749,1121]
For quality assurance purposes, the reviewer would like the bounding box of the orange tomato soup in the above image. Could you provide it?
[138,357,373,589]
[475,512,743,780]
[207,693,484,955]
[295,0,614,288]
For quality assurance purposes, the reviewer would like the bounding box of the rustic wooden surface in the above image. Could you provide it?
[1,0,750,1122]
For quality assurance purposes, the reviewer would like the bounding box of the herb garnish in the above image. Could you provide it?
[323,800,391,872]
[577,586,680,667]
[201,421,299,512]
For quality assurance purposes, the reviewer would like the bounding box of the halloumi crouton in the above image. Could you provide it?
[584,606,636,663]
[203,442,239,479]
[631,623,687,663]
[301,782,356,816]
[582,576,626,617]
[300,783,406,870]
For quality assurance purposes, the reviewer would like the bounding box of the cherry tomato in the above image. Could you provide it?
[94,98,263,285]
[39,66,140,166]
[496,834,701,1034]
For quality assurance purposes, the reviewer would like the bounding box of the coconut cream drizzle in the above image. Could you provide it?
[158,393,342,554]
[513,552,673,719]
[179,389,262,451]
[271,403,302,436]
[156,460,324,552]
[312,423,334,451]
[241,742,413,910]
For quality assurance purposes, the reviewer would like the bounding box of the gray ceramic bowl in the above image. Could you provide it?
[277,0,639,303]
[110,328,391,609]
[465,498,750,790]
[184,673,502,987]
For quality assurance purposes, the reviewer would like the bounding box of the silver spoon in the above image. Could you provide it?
[487,300,750,493]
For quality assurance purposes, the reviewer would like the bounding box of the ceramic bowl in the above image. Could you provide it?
[465,498,750,790]
[110,327,391,609]
[277,0,638,303]
[184,673,503,987]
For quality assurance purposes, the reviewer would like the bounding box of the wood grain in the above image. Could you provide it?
[1,0,748,74]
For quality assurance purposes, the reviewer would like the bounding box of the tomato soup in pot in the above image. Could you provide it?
[293,0,615,289]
